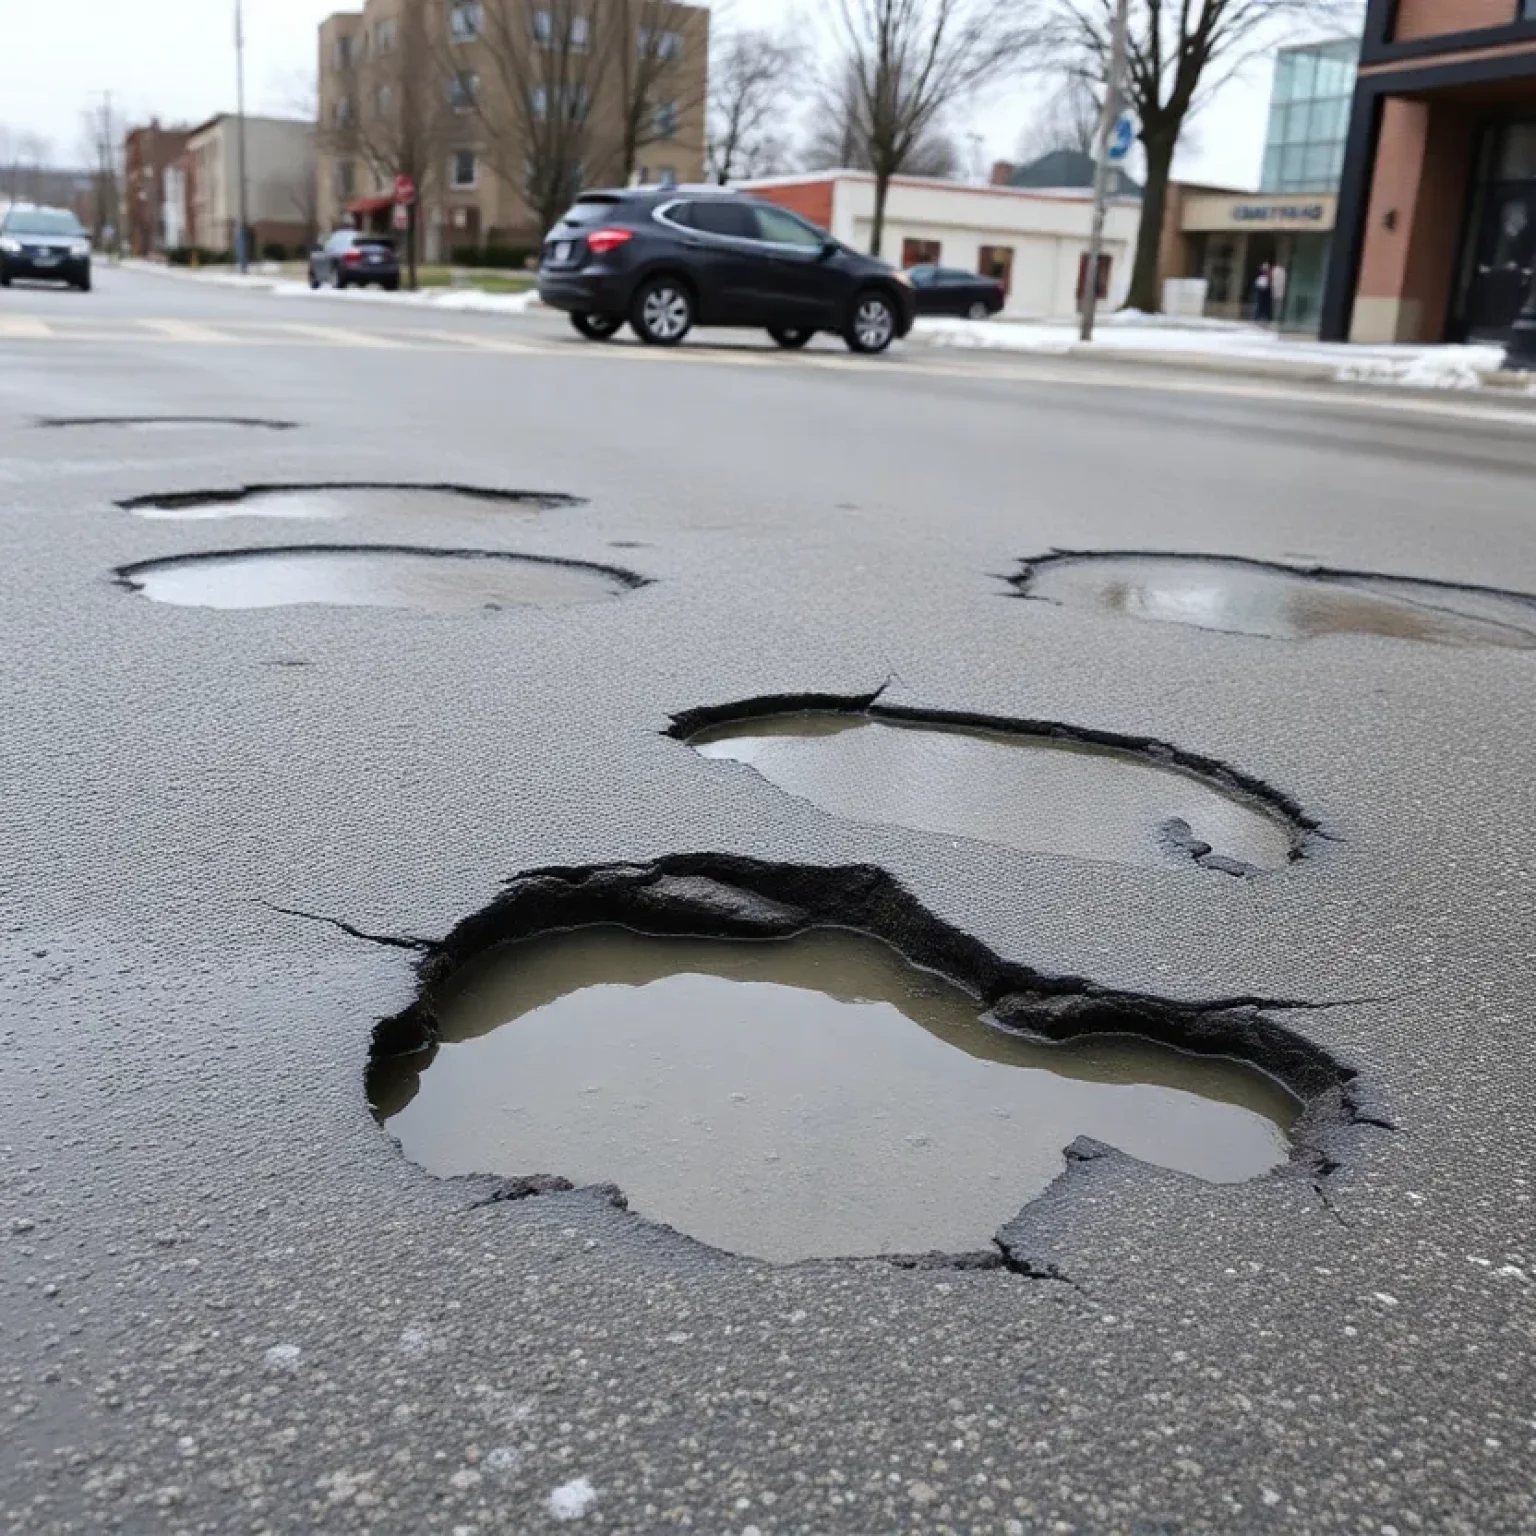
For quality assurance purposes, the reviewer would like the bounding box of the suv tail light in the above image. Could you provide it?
[585,227,634,255]
[342,248,364,264]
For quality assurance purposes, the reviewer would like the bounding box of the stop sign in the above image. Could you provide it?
[394,175,416,206]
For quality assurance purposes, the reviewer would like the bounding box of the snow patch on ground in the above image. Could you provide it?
[911,313,1523,393]
[548,1476,597,1520]
[1333,346,1504,391]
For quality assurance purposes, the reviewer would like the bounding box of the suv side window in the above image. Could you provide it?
[752,205,825,249]
[687,201,757,240]
[327,231,353,253]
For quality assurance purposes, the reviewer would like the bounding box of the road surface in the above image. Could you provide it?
[2,266,1534,1534]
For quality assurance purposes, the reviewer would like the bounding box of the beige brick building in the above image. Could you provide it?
[316,0,708,260]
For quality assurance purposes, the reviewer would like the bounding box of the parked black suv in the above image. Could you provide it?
[0,205,92,291]
[538,189,916,353]
[308,230,401,291]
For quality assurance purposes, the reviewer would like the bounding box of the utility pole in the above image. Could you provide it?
[235,0,251,271]
[1080,0,1131,344]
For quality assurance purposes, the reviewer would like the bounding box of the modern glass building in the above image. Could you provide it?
[1262,39,1359,197]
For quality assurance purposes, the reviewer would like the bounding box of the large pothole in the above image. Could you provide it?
[117,481,583,522]
[673,699,1311,875]
[40,415,297,432]
[366,858,1362,1267]
[1012,551,1536,648]
[114,545,646,613]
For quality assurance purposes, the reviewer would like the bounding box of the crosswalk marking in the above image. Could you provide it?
[412,328,545,354]
[272,321,407,349]
[0,316,52,339]
[139,318,238,344]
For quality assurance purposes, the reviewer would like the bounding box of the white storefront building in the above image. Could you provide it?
[740,170,1142,320]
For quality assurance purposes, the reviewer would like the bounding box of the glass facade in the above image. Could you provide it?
[1261,39,1359,195]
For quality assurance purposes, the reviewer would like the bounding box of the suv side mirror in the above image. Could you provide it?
[817,238,838,262]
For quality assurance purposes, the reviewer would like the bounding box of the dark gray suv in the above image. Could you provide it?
[538,188,916,354]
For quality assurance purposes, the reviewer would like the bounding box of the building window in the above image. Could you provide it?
[569,85,591,123]
[979,244,1014,295]
[334,34,353,70]
[450,1,483,40]
[374,16,396,52]
[533,9,553,44]
[654,100,679,139]
[335,159,355,199]
[376,85,393,117]
[532,86,549,120]
[451,150,477,189]
[639,27,683,61]
[570,15,591,50]
[901,237,941,267]
[335,96,352,126]
[657,165,676,187]
[449,72,480,112]
[1075,251,1111,302]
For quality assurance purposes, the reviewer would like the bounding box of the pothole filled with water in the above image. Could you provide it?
[114,545,644,613]
[370,925,1300,1263]
[1014,552,1536,649]
[118,482,582,522]
[683,709,1302,874]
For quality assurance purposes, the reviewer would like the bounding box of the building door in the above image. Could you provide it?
[1463,185,1536,341]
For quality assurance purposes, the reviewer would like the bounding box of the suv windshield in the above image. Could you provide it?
[555,197,622,228]
[4,210,85,238]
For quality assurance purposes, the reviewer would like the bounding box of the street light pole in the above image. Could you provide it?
[1080,0,1132,344]
[235,0,251,272]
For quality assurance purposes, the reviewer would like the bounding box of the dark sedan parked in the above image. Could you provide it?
[906,265,1006,319]
[539,187,916,354]
[308,230,401,290]
[0,206,92,291]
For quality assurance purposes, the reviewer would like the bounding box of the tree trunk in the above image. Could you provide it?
[407,202,418,291]
[1127,129,1175,312]
[870,172,889,258]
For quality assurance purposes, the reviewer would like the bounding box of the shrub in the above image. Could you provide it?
[260,241,289,262]
[450,243,537,269]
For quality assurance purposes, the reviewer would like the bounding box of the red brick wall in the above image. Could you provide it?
[1393,0,1519,41]
[748,180,836,234]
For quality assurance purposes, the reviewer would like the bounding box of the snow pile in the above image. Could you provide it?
[265,280,539,314]
[1333,345,1505,392]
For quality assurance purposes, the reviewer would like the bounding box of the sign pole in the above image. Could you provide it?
[1081,0,1132,344]
[235,0,250,272]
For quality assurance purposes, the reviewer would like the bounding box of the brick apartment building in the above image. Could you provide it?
[315,0,708,259]
[125,120,191,256]
[1323,0,1536,342]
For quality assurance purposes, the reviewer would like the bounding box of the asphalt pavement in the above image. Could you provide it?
[2,264,1534,1534]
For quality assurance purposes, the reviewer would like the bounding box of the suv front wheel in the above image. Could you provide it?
[844,292,897,355]
[631,277,694,346]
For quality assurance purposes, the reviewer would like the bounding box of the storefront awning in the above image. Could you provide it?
[347,195,394,215]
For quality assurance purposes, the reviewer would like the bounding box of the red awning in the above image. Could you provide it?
[347,195,394,215]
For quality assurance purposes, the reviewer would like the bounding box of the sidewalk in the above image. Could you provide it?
[909,310,1528,396]
[118,257,541,317]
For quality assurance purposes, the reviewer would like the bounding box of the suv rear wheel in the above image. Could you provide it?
[572,312,624,341]
[631,277,694,346]
[768,326,813,350]
[845,292,897,355]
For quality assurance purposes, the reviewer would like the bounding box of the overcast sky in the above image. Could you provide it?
[0,0,1333,190]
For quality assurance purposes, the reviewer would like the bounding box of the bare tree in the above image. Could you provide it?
[277,70,321,244]
[468,0,617,238]
[706,27,804,185]
[1038,0,1347,310]
[802,68,961,180]
[608,0,709,184]
[828,0,1036,257]
[79,98,122,248]
[1013,73,1100,162]
[326,0,454,285]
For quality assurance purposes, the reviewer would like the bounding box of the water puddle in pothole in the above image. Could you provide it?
[116,546,640,612]
[1017,554,1536,649]
[370,927,1299,1262]
[686,712,1297,873]
[120,483,577,521]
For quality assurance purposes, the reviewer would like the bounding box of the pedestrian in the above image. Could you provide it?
[1251,262,1274,324]
[1270,262,1288,326]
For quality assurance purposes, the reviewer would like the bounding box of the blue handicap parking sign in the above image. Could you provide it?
[1108,114,1136,163]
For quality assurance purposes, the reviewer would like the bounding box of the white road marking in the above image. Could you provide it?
[139,318,238,344]
[272,321,407,349]
[0,317,53,339]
